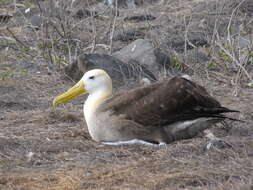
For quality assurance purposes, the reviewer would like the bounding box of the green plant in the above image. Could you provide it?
[171,56,184,70]
[207,61,217,68]
[18,68,28,76]
[0,66,14,80]
[248,50,253,65]
[248,82,253,88]
[218,49,231,63]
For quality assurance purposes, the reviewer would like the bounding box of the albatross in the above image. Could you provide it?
[53,69,238,145]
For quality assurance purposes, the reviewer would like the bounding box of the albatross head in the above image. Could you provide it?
[53,69,112,106]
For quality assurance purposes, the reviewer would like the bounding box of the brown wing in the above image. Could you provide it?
[98,77,235,126]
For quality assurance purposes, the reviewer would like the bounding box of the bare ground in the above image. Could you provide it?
[0,0,253,189]
[0,50,252,190]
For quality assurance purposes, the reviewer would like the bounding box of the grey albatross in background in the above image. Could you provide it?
[53,69,238,145]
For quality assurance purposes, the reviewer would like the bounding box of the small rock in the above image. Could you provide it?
[104,0,160,8]
[123,14,156,22]
[113,27,145,41]
[64,53,157,90]
[112,39,170,75]
[73,8,97,19]
[166,32,208,52]
[30,15,42,29]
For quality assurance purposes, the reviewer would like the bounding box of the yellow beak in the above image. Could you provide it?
[53,79,86,106]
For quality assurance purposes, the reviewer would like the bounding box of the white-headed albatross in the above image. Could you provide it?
[53,69,238,145]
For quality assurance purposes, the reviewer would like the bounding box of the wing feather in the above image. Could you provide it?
[98,77,236,126]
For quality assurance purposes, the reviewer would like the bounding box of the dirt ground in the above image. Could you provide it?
[0,0,253,189]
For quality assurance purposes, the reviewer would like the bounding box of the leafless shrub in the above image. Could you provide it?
[210,0,253,95]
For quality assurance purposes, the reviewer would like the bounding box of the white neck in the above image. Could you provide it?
[83,87,112,125]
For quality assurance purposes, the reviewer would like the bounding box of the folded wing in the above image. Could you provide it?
[99,77,237,127]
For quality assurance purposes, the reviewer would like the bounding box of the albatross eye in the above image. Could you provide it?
[89,76,95,80]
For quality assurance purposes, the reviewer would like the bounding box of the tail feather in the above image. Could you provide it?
[170,112,243,124]
[218,107,240,113]
[193,106,239,114]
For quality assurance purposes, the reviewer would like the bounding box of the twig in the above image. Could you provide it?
[90,2,97,53]
[64,7,110,37]
[34,0,43,16]
[109,0,118,54]
[49,20,64,39]
[6,27,29,49]
[216,42,253,82]
[60,18,66,37]
[67,38,72,65]
[183,14,194,68]
[227,0,246,46]
[210,0,226,45]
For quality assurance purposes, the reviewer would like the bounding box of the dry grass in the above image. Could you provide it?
[1,137,252,189]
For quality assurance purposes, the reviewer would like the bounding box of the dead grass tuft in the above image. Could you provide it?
[1,169,83,190]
